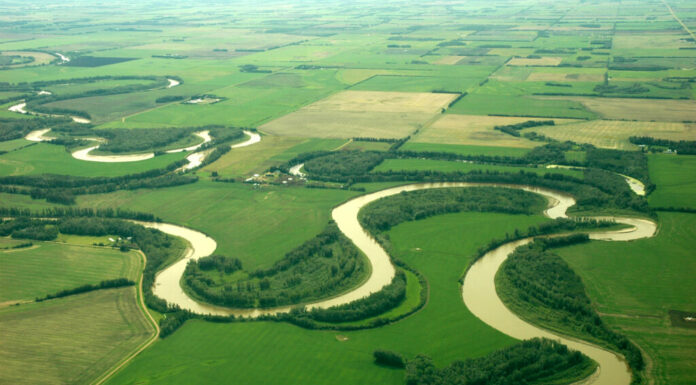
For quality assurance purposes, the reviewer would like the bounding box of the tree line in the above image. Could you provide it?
[629,136,696,155]
[493,119,555,137]
[405,338,593,385]
[183,222,367,309]
[35,278,134,302]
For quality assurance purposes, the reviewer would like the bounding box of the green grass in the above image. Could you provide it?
[400,141,531,157]
[448,94,597,119]
[106,211,548,385]
[77,181,359,270]
[0,241,140,301]
[0,287,153,385]
[648,154,696,209]
[0,142,186,177]
[0,138,31,152]
[373,158,584,178]
[555,212,696,385]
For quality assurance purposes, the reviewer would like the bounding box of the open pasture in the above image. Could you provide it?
[648,154,696,209]
[0,287,153,385]
[0,241,139,302]
[260,91,458,138]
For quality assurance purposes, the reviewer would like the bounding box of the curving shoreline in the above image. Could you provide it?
[546,164,646,196]
[145,182,655,384]
[71,131,212,163]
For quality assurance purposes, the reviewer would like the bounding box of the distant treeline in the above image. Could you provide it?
[36,278,135,302]
[629,136,696,155]
[405,338,594,385]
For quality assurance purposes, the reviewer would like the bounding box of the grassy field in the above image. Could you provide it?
[556,213,696,385]
[77,182,359,270]
[260,91,457,139]
[648,154,696,209]
[106,211,548,385]
[0,241,140,302]
[0,143,186,177]
[0,287,153,385]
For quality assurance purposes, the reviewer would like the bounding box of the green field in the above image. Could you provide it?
[0,241,140,302]
[0,287,153,385]
[648,154,696,209]
[556,213,696,385]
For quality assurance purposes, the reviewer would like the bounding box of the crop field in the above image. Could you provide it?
[0,0,695,384]
[648,154,696,209]
[260,91,458,138]
[0,287,153,385]
[410,114,576,148]
[523,120,696,150]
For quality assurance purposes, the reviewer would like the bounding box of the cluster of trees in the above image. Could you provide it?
[95,127,199,153]
[493,120,555,137]
[0,117,70,142]
[629,136,696,155]
[586,147,650,183]
[187,255,242,274]
[184,223,367,309]
[36,278,134,302]
[500,240,644,375]
[359,187,545,234]
[0,218,58,240]
[303,151,385,179]
[405,338,592,385]
[300,271,407,323]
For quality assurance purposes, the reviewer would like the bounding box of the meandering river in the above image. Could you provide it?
[145,180,655,385]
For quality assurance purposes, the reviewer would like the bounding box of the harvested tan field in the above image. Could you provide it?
[537,96,696,122]
[508,57,562,66]
[526,120,696,150]
[412,114,577,148]
[261,91,457,138]
[304,91,457,114]
[527,72,604,82]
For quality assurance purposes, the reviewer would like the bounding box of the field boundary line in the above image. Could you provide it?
[663,0,696,43]
[92,250,159,385]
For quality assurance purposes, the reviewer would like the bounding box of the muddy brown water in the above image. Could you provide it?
[144,182,655,385]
